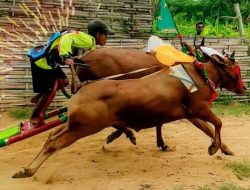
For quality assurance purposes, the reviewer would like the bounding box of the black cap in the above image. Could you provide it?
[87,20,115,36]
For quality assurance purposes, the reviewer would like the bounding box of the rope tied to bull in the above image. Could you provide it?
[193,60,218,104]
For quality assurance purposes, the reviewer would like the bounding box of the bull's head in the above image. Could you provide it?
[211,52,246,95]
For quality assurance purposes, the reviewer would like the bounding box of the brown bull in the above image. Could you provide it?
[13,54,245,178]
[76,48,163,81]
[75,48,167,149]
[75,48,236,152]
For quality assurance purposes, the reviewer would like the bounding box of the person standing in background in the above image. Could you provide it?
[195,21,205,35]
[194,21,206,48]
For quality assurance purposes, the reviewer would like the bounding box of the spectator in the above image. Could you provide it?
[195,21,205,35]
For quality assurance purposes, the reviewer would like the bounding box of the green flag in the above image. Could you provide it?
[156,0,177,34]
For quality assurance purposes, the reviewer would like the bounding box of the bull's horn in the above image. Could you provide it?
[222,49,226,55]
[230,51,235,59]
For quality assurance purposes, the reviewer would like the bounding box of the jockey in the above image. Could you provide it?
[24,20,115,128]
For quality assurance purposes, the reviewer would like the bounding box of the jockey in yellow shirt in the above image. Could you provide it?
[24,20,114,128]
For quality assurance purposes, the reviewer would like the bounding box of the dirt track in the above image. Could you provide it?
[0,113,250,190]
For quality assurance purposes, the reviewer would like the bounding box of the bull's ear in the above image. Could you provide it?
[211,55,225,65]
[230,51,235,59]
[200,38,205,46]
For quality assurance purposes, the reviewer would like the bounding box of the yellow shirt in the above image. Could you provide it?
[58,31,96,57]
[34,31,96,69]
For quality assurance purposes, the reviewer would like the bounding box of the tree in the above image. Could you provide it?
[233,2,245,36]
[165,0,249,37]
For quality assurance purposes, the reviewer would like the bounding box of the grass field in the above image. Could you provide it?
[7,103,250,120]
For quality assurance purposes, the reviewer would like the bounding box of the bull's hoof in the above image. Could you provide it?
[222,148,235,156]
[161,144,169,151]
[157,140,168,151]
[129,136,136,145]
[12,168,33,178]
[106,135,115,144]
[208,143,219,156]
[125,132,136,145]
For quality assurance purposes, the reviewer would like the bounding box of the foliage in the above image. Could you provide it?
[166,0,250,23]
[174,16,250,37]
[228,159,250,180]
[152,0,250,38]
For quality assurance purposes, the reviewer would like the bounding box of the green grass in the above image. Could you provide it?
[173,183,245,190]
[6,103,249,119]
[218,183,245,190]
[8,107,33,120]
[197,183,245,190]
[228,159,250,180]
[212,103,250,116]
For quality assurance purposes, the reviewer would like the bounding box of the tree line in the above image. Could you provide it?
[153,0,250,37]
